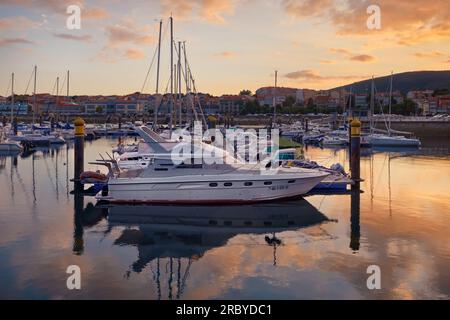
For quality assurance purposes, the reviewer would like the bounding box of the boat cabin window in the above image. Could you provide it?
[224,182,233,187]
[244,182,253,186]
[264,181,272,185]
[209,183,218,187]
[177,163,203,169]
[288,180,296,183]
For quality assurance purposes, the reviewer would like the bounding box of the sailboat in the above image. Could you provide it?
[7,67,66,146]
[1,73,23,152]
[368,74,421,147]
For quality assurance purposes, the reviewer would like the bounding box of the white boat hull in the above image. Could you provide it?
[0,142,22,151]
[369,136,420,147]
[101,172,328,204]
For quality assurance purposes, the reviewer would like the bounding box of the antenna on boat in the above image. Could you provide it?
[10,72,14,129]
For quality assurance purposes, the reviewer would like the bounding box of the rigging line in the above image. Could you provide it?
[140,45,159,94]
[51,78,57,95]
[154,73,172,118]
[374,152,388,196]
[60,74,67,97]
[24,67,34,95]
[373,82,390,132]
[5,77,11,98]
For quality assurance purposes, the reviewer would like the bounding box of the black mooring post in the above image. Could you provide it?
[350,119,361,188]
[73,117,85,191]
[73,189,84,255]
[348,117,353,170]
[13,119,18,135]
[350,181,361,251]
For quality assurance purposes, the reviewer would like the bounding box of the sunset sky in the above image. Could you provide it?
[0,0,449,96]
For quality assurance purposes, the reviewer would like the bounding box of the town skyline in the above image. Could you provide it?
[0,1,449,96]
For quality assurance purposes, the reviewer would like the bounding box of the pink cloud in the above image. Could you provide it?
[0,37,35,47]
[53,33,93,42]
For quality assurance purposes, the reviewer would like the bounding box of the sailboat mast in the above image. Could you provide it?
[169,15,174,135]
[388,71,393,135]
[156,19,162,94]
[33,65,37,125]
[370,76,375,134]
[183,42,191,125]
[174,63,177,127]
[273,70,278,125]
[10,73,14,126]
[183,42,189,93]
[178,41,182,126]
[348,86,353,118]
[67,70,70,98]
[56,76,60,107]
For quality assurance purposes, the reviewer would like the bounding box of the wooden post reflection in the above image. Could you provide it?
[350,182,361,252]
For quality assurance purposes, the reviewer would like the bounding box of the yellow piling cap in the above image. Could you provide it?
[350,119,361,127]
[74,117,85,127]
[207,115,217,122]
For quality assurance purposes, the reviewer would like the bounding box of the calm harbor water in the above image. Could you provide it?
[0,137,449,299]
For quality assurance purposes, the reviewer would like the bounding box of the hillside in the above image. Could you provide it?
[333,70,450,94]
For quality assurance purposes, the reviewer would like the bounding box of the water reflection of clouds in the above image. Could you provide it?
[1,139,449,299]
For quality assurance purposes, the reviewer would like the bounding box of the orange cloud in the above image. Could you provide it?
[282,0,450,45]
[329,48,351,55]
[95,20,156,63]
[319,60,335,64]
[330,48,376,63]
[414,51,445,58]
[284,69,365,82]
[161,0,235,24]
[0,0,83,12]
[213,51,236,59]
[83,7,109,20]
[0,16,39,30]
[1,1,108,20]
[105,21,156,48]
[285,69,323,81]
[124,48,146,60]
[282,0,332,18]
[350,54,376,62]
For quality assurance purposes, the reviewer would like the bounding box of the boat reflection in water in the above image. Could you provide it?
[87,200,329,299]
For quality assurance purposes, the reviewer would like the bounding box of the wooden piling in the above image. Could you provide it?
[350,119,361,187]
[350,182,360,251]
[73,117,85,189]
